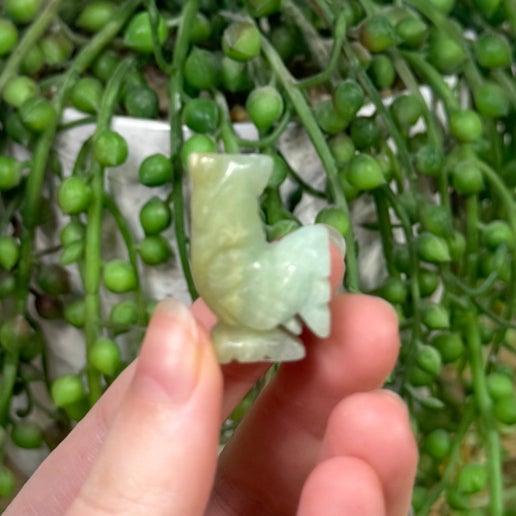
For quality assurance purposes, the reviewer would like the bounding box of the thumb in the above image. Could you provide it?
[67,299,223,516]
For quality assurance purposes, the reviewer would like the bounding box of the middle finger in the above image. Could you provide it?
[207,294,400,516]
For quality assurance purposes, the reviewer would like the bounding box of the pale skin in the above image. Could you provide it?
[6,246,418,515]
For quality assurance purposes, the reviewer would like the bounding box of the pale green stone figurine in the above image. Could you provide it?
[188,152,331,363]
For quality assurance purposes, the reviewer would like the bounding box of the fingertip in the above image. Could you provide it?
[136,297,224,418]
[325,390,415,446]
[326,294,400,384]
[322,224,346,258]
[337,293,400,334]
[321,391,418,516]
[323,390,416,459]
[362,293,401,330]
[298,456,386,516]
[134,298,205,404]
[190,298,218,331]
[329,243,345,292]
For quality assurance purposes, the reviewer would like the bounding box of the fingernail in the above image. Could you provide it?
[320,224,347,257]
[133,298,201,404]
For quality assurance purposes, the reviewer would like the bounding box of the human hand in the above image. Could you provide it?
[5,247,417,515]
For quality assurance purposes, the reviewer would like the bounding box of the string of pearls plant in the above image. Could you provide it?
[1,0,516,512]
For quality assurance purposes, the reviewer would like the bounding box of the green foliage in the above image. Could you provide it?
[1,0,516,512]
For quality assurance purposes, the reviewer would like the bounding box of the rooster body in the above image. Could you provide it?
[188,153,331,363]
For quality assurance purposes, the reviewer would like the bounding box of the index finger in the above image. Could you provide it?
[206,293,402,515]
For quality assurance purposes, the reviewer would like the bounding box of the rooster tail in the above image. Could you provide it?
[272,224,332,338]
[298,273,331,338]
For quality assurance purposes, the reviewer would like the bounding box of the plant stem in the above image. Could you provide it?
[373,191,397,277]
[492,69,516,111]
[0,352,19,425]
[214,91,240,154]
[381,185,422,380]
[416,403,475,515]
[71,138,93,178]
[169,0,199,300]
[295,11,348,89]
[20,0,140,401]
[443,268,500,298]
[281,0,331,74]
[485,118,502,170]
[391,53,442,150]
[102,194,145,318]
[312,0,417,187]
[362,0,445,153]
[58,116,97,133]
[465,195,480,285]
[286,166,327,198]
[405,0,452,34]
[260,33,359,292]
[348,47,418,188]
[465,312,504,516]
[144,0,174,74]
[0,192,22,235]
[236,106,292,149]
[463,60,483,92]
[10,0,140,422]
[476,159,516,352]
[502,0,516,35]
[83,58,135,405]
[0,0,65,95]
[400,51,460,114]
[14,0,141,314]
